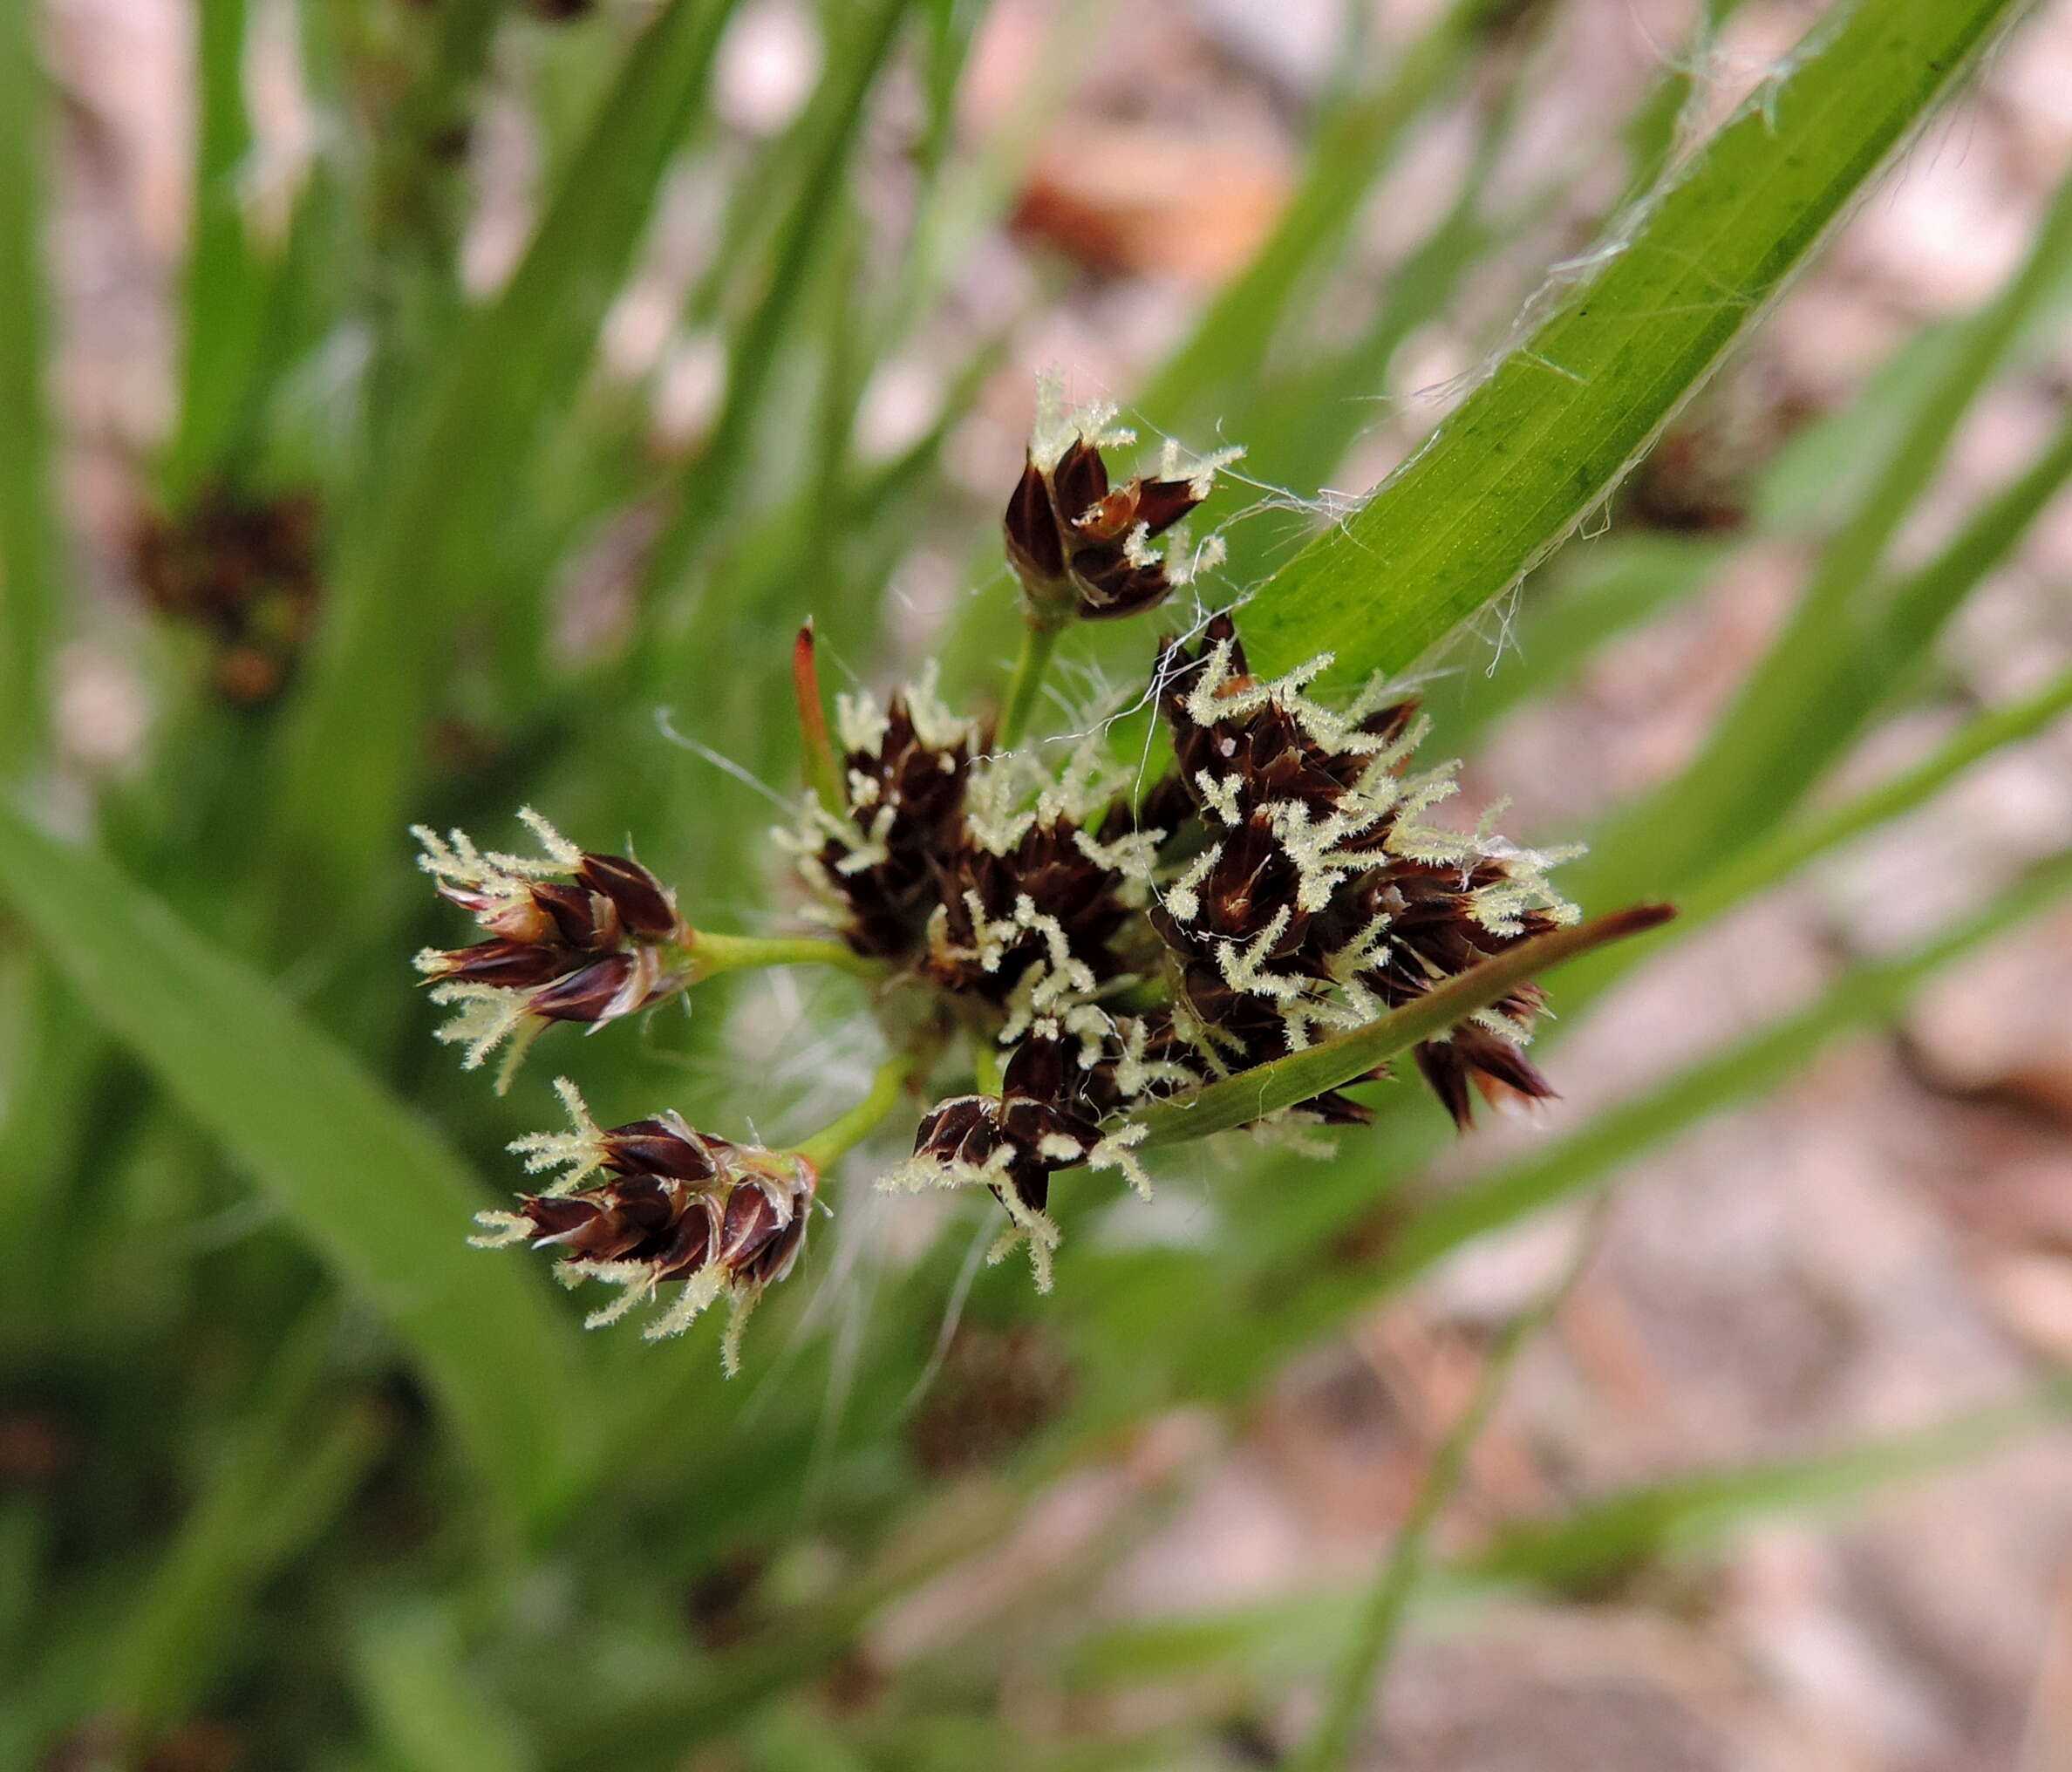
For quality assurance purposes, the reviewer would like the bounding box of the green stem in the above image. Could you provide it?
[996,617,1064,750]
[1293,1196,1612,1772]
[793,1055,917,1172]
[685,930,889,985]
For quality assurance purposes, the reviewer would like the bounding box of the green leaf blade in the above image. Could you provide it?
[1237,0,2023,687]
[0,802,591,1523]
[272,0,741,914]
[0,6,57,777]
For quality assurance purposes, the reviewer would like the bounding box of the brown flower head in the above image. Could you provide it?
[1153,614,1577,1130]
[133,483,321,704]
[414,810,690,1087]
[1004,376,1238,624]
[919,742,1165,1024]
[474,1080,814,1371]
[885,1026,1157,1288]
[796,667,978,963]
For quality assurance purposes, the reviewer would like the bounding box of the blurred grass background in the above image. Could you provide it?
[6,0,2072,1766]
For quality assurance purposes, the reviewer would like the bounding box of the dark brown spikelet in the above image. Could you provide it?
[133,483,322,704]
[897,1031,1112,1283]
[1319,861,1562,1128]
[906,1323,1075,1476]
[1152,612,1571,1130]
[483,1086,815,1367]
[1005,436,1210,622]
[921,795,1152,1005]
[805,682,978,962]
[414,812,691,1076]
[1003,383,1237,624]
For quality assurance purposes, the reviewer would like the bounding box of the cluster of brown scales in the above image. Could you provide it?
[801,612,1577,1286]
[428,386,1583,1358]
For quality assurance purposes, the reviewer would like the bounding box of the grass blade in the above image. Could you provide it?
[1292,1197,1609,1772]
[0,801,591,1521]
[1138,0,1500,434]
[1867,408,2072,699]
[161,0,272,503]
[1469,1380,2072,1593]
[102,1309,385,1727]
[354,1604,541,1772]
[273,0,741,913]
[1059,1384,2071,1688]
[0,3,56,775]
[1365,854,2072,1305]
[1586,165,2072,894]
[1559,660,2072,1005]
[1234,0,2023,690]
[637,0,913,636]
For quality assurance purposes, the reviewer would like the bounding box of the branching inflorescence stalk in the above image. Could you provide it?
[418,373,1664,1370]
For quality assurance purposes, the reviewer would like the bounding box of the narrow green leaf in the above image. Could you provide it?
[1469,1380,2072,1592]
[1868,407,2072,694]
[1138,0,1499,433]
[105,1310,386,1725]
[1236,0,2022,690]
[637,0,912,632]
[354,1604,541,1772]
[1587,162,2072,892]
[1293,1200,1606,1772]
[1367,855,2072,1300]
[1060,1385,2070,1687]
[273,0,741,912]
[1131,904,1673,1149]
[1559,660,2072,1006]
[0,5,56,775]
[0,801,590,1519]
[0,1497,43,1683]
[162,0,274,502]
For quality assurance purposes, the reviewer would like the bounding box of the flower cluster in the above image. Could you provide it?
[412,809,690,1086]
[1151,616,1574,1129]
[1003,373,1240,624]
[134,483,322,704]
[815,611,1575,1282]
[472,1080,813,1371]
[420,379,1591,1368]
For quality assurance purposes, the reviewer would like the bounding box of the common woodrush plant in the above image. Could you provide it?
[423,386,1663,1354]
[2,0,2069,1765]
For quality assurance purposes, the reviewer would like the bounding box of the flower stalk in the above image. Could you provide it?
[995,615,1064,753]
[686,929,890,986]
[427,374,1639,1366]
